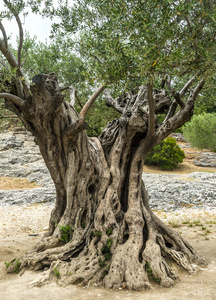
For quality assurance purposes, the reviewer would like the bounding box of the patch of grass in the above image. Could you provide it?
[5,258,21,273]
[182,220,190,224]
[193,220,202,226]
[102,239,113,261]
[81,223,86,229]
[106,228,113,236]
[54,267,61,279]
[99,239,113,268]
[168,221,180,228]
[145,262,161,284]
[202,227,206,230]
[58,224,74,243]
[206,220,216,225]
[98,258,106,267]
[90,230,102,238]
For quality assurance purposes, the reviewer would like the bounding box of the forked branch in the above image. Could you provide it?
[166,78,185,108]
[180,76,195,97]
[158,79,205,142]
[187,79,205,102]
[104,90,124,113]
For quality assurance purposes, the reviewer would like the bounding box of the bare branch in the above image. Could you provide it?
[79,85,106,123]
[70,86,83,109]
[147,82,155,136]
[166,79,185,108]
[104,90,124,113]
[59,86,70,92]
[91,53,104,64]
[69,85,76,106]
[0,21,8,48]
[0,92,25,107]
[187,79,205,103]
[180,76,195,97]
[185,15,193,32]
[59,86,83,109]
[163,100,178,123]
[157,79,205,143]
[0,39,30,97]
[3,0,24,68]
[0,113,18,119]
[0,58,9,70]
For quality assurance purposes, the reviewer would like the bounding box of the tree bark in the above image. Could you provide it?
[5,74,206,290]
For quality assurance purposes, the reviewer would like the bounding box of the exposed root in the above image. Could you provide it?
[104,242,151,290]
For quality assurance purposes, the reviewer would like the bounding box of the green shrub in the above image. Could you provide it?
[182,113,216,151]
[144,137,185,170]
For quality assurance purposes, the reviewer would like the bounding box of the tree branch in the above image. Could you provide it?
[166,79,185,108]
[0,39,30,97]
[0,92,25,107]
[58,86,83,109]
[79,85,106,123]
[0,113,18,119]
[91,53,104,64]
[0,21,8,48]
[147,82,155,136]
[180,76,195,97]
[3,0,24,68]
[0,58,9,70]
[157,79,205,143]
[163,100,178,123]
[104,90,124,113]
[187,79,205,103]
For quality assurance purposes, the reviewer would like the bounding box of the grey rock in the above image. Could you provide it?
[0,130,55,206]
[142,172,216,211]
[170,133,186,142]
[194,152,216,168]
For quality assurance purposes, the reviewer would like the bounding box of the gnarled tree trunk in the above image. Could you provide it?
[2,73,207,290]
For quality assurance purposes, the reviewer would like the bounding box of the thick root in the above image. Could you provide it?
[104,242,151,290]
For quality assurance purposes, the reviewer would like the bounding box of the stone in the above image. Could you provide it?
[194,152,216,168]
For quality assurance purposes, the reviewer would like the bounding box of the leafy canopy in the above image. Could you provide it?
[0,0,216,132]
[49,0,216,89]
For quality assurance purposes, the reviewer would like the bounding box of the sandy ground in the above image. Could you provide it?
[0,204,216,300]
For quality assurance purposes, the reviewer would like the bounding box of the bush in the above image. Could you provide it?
[182,113,216,151]
[144,137,185,170]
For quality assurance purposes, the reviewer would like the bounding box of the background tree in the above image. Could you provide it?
[0,0,215,291]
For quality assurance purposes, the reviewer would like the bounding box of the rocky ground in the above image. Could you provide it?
[0,129,216,210]
[0,129,216,299]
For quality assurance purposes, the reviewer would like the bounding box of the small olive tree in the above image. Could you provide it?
[183,113,216,151]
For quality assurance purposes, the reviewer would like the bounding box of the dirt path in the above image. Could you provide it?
[0,205,216,300]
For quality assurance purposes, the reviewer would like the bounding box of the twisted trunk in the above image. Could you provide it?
[5,74,206,290]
